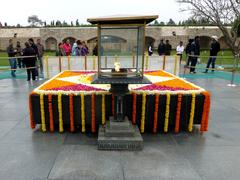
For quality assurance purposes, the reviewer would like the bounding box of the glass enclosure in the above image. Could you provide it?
[98,25,145,78]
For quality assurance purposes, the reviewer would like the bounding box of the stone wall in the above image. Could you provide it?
[0,26,229,52]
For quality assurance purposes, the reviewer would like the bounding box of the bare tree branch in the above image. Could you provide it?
[177,0,240,55]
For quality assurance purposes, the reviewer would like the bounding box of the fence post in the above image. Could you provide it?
[132,54,135,67]
[227,55,238,87]
[58,56,62,72]
[45,56,49,79]
[67,55,71,70]
[84,56,87,70]
[145,53,149,70]
[173,55,178,75]
[163,55,166,70]
[105,56,107,68]
[93,56,96,70]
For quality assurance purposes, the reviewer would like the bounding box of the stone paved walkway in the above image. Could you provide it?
[0,77,240,180]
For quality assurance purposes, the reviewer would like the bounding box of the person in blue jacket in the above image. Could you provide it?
[189,36,200,73]
[203,36,220,73]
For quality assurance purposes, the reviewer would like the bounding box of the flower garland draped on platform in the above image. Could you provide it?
[29,70,211,133]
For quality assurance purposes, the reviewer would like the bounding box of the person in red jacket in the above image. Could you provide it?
[63,39,72,56]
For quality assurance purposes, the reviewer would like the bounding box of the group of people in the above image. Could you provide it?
[6,38,44,80]
[185,36,220,73]
[150,36,221,74]
[7,35,221,81]
[56,39,89,56]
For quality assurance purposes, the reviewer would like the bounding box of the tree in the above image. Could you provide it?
[28,15,43,26]
[56,20,62,27]
[154,20,159,25]
[233,18,240,37]
[76,19,79,26]
[177,0,240,55]
[62,21,68,27]
[159,21,165,26]
[167,18,176,25]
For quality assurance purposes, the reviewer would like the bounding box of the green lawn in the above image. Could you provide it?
[0,52,8,66]
[0,51,55,66]
[0,50,238,67]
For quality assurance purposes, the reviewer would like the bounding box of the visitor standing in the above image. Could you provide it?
[63,39,72,56]
[185,39,194,66]
[165,40,172,55]
[71,41,77,56]
[6,39,17,77]
[15,41,24,68]
[203,36,220,73]
[36,39,44,75]
[74,40,82,56]
[148,43,153,56]
[81,41,89,56]
[157,39,165,56]
[176,41,184,63]
[93,44,98,56]
[28,38,39,76]
[22,42,36,81]
[92,41,104,56]
[56,43,66,56]
[189,36,200,73]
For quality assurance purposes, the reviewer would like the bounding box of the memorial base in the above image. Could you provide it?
[98,117,143,151]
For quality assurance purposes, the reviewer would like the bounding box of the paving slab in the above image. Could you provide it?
[48,145,124,180]
[178,146,240,180]
[121,146,202,180]
[0,120,19,139]
[0,75,239,180]
[0,127,66,145]
[0,143,61,180]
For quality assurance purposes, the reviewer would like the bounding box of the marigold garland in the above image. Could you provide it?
[58,93,64,132]
[102,94,106,125]
[30,70,210,134]
[69,94,75,132]
[175,94,182,133]
[153,94,159,133]
[81,93,86,132]
[91,94,96,133]
[40,93,46,132]
[140,93,147,133]
[188,93,196,132]
[200,92,211,132]
[132,93,137,124]
[48,94,54,132]
[112,94,114,116]
[164,93,170,133]
[29,93,36,129]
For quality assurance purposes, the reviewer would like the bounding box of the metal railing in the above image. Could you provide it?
[42,54,180,79]
[0,54,239,87]
[182,54,239,86]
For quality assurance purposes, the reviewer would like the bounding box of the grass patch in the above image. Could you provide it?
[0,51,56,66]
[0,50,237,67]
[0,52,9,66]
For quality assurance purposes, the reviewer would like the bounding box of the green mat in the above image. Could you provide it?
[0,65,239,85]
[179,64,240,85]
[0,68,27,79]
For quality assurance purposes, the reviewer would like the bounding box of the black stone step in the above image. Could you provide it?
[98,126,143,151]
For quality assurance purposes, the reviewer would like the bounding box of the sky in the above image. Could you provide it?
[0,0,190,26]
